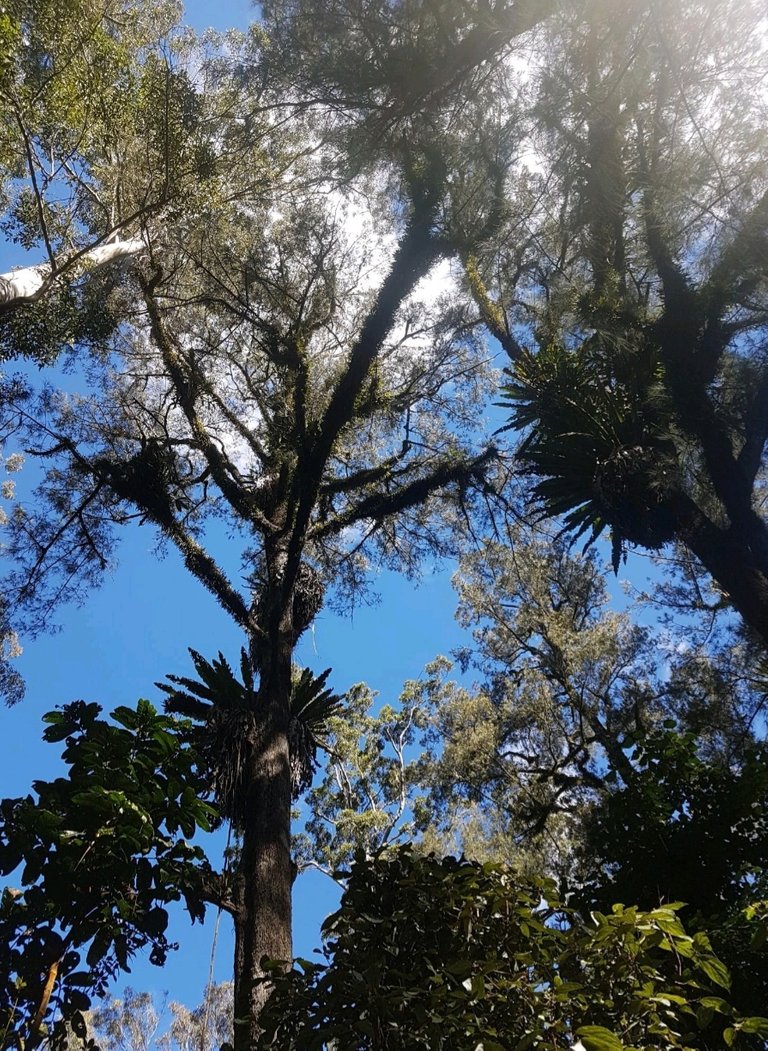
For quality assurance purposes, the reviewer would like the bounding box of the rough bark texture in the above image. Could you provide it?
[237,673,293,1047]
[228,644,294,1050]
[231,538,297,1049]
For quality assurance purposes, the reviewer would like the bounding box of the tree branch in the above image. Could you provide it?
[311,447,497,540]
[141,281,276,536]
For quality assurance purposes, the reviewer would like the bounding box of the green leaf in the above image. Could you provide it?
[575,1026,623,1051]
[42,721,73,743]
[698,955,731,991]
[699,997,731,1014]
[740,1017,768,1037]
[514,1033,538,1050]
[697,1005,715,1029]
[111,705,140,729]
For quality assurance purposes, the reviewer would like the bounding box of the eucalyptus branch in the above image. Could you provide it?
[14,109,56,269]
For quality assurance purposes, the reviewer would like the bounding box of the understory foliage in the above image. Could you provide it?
[291,526,768,1037]
[0,701,215,1049]
[579,727,768,1021]
[257,847,768,1050]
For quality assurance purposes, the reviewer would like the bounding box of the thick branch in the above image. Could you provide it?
[311,447,497,539]
[465,253,523,361]
[314,208,444,465]
[319,453,411,499]
[199,869,242,920]
[0,238,145,309]
[277,198,447,611]
[738,369,768,485]
[669,491,768,647]
[163,517,250,629]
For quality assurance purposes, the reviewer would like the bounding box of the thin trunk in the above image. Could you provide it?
[0,238,144,309]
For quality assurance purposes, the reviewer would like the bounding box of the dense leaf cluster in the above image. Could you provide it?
[579,726,768,1021]
[0,700,215,1048]
[258,847,768,1050]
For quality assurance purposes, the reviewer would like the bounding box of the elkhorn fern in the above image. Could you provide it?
[158,649,343,827]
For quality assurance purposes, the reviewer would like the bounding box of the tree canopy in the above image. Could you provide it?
[0,0,767,1045]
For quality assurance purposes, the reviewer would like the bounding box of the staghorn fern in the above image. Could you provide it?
[499,340,679,566]
[288,666,345,795]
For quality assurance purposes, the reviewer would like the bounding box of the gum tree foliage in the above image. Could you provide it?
[86,983,234,1051]
[257,847,768,1051]
[0,0,212,356]
[296,524,767,878]
[0,0,251,706]
[87,989,165,1051]
[0,0,194,705]
[292,679,428,879]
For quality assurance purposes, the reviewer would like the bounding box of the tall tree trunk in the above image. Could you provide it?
[233,628,294,1050]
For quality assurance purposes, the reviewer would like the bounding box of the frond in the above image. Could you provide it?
[160,648,258,723]
[157,673,216,704]
[501,335,677,553]
[158,649,344,811]
[159,693,212,723]
[288,666,344,798]
[290,666,344,733]
[157,647,260,829]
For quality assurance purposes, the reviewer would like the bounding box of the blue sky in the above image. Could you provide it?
[0,0,485,1013]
